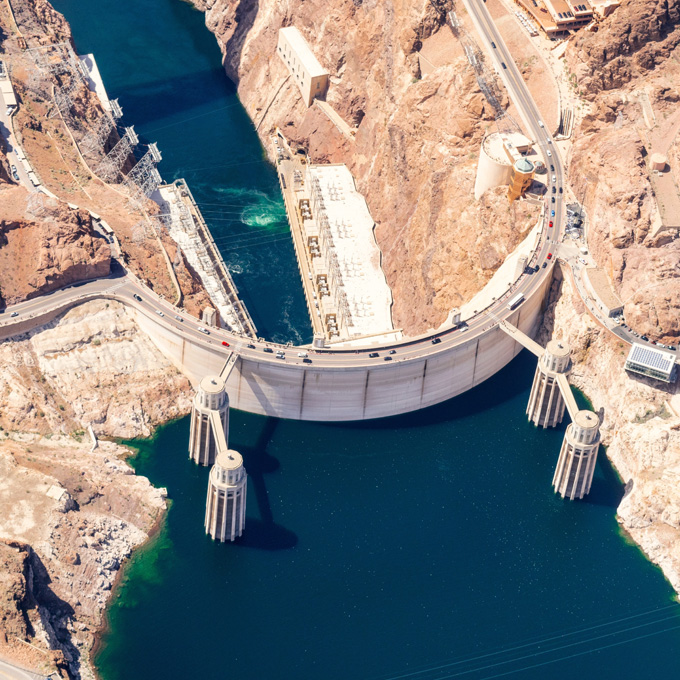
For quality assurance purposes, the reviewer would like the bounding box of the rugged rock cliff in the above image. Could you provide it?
[0,187,111,307]
[0,299,192,677]
[565,0,680,343]
[567,0,680,95]
[193,0,539,332]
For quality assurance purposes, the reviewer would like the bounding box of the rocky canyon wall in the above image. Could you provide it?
[192,0,539,333]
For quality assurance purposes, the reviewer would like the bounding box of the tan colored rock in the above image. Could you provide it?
[193,0,539,333]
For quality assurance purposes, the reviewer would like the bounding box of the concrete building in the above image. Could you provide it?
[474,132,535,200]
[553,410,600,500]
[188,375,229,466]
[625,343,678,383]
[513,0,594,36]
[205,448,247,542]
[526,339,570,427]
[650,153,668,172]
[0,61,17,114]
[277,27,329,107]
[582,267,623,318]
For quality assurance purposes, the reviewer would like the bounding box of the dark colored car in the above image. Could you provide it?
[389,349,397,354]
[491,41,496,48]
[384,356,393,361]
[552,187,556,194]
[641,335,649,342]
[431,337,442,344]
[369,352,379,358]
[247,344,255,349]
[551,196,555,203]
[542,262,547,268]
[303,358,312,363]
[263,347,274,353]
[133,294,142,301]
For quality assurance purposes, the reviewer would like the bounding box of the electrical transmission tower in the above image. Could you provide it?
[125,143,163,200]
[80,99,123,157]
[95,126,139,182]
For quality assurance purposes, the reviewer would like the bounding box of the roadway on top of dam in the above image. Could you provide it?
[0,0,564,393]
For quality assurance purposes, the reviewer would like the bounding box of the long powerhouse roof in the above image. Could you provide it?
[626,343,676,375]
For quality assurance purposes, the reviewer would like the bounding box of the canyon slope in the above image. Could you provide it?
[566,0,680,343]
[194,0,539,332]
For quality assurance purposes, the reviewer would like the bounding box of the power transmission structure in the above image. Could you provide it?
[125,143,163,201]
[438,2,521,134]
[95,126,138,182]
[80,99,123,157]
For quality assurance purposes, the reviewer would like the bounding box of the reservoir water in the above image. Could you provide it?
[49,1,680,678]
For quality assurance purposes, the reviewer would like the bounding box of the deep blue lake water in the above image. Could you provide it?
[50,1,680,678]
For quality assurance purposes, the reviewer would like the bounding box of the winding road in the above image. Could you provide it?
[0,1,569,414]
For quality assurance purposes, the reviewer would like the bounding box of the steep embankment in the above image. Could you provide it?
[0,299,193,678]
[565,0,680,343]
[193,0,539,333]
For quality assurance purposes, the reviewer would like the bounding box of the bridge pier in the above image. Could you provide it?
[552,410,600,500]
[188,375,229,466]
[526,340,570,428]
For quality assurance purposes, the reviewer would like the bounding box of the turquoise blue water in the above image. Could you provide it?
[49,1,680,679]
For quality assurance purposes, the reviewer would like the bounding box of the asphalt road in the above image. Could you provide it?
[0,88,34,190]
[0,658,49,680]
[0,2,566,370]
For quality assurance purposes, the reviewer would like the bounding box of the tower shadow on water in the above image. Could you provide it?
[234,417,298,550]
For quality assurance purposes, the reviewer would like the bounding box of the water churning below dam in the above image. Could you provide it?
[49,0,680,678]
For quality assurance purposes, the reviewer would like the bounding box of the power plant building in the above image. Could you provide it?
[277,27,329,107]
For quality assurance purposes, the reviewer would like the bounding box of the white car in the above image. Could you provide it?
[155,309,164,317]
[538,120,544,128]
[297,352,308,358]
[198,326,210,335]
[547,150,552,157]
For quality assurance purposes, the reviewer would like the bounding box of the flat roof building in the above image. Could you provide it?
[583,267,623,318]
[513,0,594,36]
[625,343,678,383]
[277,27,329,107]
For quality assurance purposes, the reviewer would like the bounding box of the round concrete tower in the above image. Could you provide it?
[552,410,600,500]
[526,340,571,428]
[188,375,229,466]
[205,448,247,542]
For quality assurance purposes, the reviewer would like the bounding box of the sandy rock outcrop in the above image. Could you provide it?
[567,0,680,96]
[0,435,166,679]
[0,187,111,307]
[538,266,680,594]
[0,299,193,437]
[193,0,538,333]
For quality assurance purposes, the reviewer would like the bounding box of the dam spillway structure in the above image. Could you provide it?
[552,410,601,500]
[205,448,247,542]
[188,375,229,466]
[526,340,571,428]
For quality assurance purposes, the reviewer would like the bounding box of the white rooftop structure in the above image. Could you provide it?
[307,164,394,337]
[278,27,327,77]
[625,343,677,383]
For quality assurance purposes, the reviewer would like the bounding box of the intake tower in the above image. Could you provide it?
[205,448,247,542]
[526,340,571,428]
[188,375,229,466]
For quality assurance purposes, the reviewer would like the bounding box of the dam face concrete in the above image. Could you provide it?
[133,270,552,421]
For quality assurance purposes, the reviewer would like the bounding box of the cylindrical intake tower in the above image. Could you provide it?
[205,449,247,542]
[188,375,229,466]
[526,340,571,428]
[552,409,600,500]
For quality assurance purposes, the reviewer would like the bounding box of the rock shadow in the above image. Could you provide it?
[223,0,260,83]
[584,450,625,509]
[27,548,82,679]
[236,416,297,551]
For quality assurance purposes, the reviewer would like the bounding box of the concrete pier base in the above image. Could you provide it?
[553,409,600,500]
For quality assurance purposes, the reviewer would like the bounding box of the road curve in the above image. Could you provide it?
[0,4,565,419]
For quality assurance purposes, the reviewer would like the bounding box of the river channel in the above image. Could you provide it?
[49,1,680,679]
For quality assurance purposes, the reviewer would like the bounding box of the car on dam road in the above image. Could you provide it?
[369,352,379,358]
[222,341,230,347]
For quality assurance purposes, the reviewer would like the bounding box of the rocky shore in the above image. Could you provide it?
[0,299,194,678]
